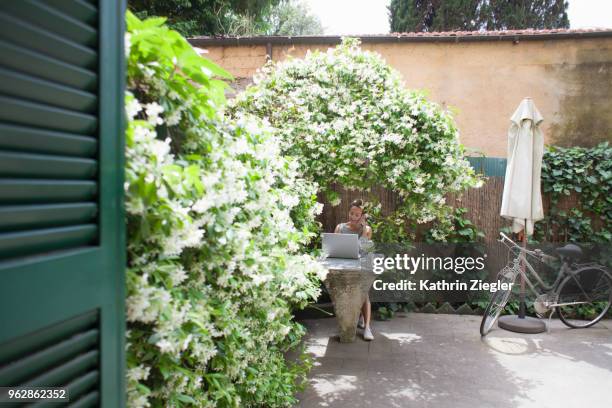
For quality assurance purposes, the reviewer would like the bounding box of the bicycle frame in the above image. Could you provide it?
[498,232,569,298]
[498,232,611,308]
[482,233,612,335]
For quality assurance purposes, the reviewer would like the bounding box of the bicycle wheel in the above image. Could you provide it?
[480,265,516,336]
[556,267,612,328]
[480,290,503,336]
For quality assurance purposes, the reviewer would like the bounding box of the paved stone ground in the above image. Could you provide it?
[289,314,612,408]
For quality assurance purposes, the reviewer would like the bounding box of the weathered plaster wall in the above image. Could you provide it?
[198,37,612,157]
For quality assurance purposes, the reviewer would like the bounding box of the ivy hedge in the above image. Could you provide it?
[538,142,611,243]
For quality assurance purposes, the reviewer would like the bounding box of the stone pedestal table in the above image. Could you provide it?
[319,256,378,343]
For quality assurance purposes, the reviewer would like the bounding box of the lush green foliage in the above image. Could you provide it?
[128,0,322,37]
[231,38,482,242]
[266,0,324,35]
[388,0,569,32]
[424,207,485,243]
[124,12,326,407]
[536,142,611,243]
[128,0,281,36]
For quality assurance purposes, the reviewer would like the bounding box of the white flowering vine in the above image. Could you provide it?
[231,37,482,241]
[124,12,325,407]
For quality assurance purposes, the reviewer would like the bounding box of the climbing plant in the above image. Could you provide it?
[124,12,326,407]
[230,38,482,242]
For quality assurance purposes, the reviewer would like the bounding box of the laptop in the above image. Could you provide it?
[322,233,360,259]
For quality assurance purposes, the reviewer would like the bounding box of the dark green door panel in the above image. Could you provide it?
[0,0,126,407]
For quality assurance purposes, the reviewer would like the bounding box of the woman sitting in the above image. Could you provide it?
[334,199,374,340]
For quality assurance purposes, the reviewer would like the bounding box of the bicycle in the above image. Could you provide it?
[480,232,612,336]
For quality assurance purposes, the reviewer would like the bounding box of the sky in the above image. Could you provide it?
[303,0,612,35]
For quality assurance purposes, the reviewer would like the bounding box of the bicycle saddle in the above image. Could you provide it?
[556,244,583,259]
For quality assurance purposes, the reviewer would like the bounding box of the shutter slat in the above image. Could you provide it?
[24,350,99,387]
[0,330,98,387]
[0,13,97,69]
[0,67,97,113]
[0,311,98,366]
[0,225,98,258]
[40,0,98,26]
[0,151,97,180]
[0,203,97,232]
[1,1,97,47]
[67,391,99,408]
[18,376,100,408]
[0,95,97,134]
[0,124,97,157]
[28,370,100,407]
[0,40,97,91]
[62,370,99,404]
[0,180,97,204]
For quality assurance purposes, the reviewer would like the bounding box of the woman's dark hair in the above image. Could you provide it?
[350,199,363,209]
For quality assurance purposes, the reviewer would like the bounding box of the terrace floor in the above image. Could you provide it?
[290,313,612,408]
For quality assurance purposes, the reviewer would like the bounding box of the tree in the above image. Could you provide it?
[266,0,324,35]
[128,0,281,36]
[389,0,570,33]
[480,0,570,30]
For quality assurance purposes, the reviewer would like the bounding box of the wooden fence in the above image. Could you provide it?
[317,176,509,243]
[317,156,585,244]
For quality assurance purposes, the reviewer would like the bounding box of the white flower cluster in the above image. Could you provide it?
[232,37,482,237]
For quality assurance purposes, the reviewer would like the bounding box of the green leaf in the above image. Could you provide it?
[176,394,197,404]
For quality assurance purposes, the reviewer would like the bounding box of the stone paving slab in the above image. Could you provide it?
[290,314,612,408]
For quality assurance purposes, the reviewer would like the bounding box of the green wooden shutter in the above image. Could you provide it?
[0,0,126,406]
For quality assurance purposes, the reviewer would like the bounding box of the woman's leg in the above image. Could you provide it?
[361,295,374,340]
[361,295,371,327]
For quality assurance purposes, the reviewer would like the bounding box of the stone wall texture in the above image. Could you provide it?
[192,33,612,157]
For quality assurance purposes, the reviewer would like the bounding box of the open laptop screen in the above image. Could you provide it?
[322,233,359,259]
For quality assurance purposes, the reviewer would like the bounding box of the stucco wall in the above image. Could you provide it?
[197,37,612,157]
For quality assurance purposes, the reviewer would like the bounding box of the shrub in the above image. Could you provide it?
[230,38,482,242]
[124,12,326,407]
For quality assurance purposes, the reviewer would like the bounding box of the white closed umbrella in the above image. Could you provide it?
[498,97,546,333]
[500,97,545,236]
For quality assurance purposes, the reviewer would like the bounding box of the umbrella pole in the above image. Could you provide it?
[518,220,527,319]
[498,221,546,333]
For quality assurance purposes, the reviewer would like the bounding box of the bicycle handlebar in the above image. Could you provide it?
[498,232,521,249]
[498,232,558,262]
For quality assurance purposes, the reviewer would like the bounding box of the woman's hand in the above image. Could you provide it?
[359,214,368,227]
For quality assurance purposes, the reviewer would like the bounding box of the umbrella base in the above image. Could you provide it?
[498,315,546,334]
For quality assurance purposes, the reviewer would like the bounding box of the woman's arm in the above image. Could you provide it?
[334,224,341,233]
[358,215,372,240]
